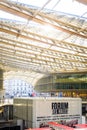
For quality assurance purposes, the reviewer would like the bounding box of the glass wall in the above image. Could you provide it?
[35,73,87,99]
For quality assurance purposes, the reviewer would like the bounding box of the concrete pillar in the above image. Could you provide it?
[0,69,5,99]
[17,120,23,130]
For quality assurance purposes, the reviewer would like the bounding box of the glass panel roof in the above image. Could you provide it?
[0,0,87,84]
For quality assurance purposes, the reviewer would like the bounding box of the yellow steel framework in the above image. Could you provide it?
[0,0,87,84]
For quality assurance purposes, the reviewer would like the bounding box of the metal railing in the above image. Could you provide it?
[0,99,13,106]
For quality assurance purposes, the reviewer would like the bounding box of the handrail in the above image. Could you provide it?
[0,99,13,106]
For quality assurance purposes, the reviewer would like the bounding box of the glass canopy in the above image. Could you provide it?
[0,0,87,84]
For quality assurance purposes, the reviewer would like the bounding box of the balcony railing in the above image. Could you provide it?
[0,99,13,106]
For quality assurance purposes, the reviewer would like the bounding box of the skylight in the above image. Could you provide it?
[0,0,87,74]
[0,0,87,21]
